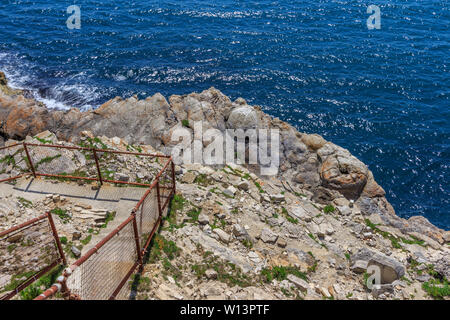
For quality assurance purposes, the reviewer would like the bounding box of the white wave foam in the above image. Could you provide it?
[0,51,100,111]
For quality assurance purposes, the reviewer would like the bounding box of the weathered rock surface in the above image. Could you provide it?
[0,71,448,301]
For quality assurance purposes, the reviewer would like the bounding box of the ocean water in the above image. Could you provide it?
[0,1,448,229]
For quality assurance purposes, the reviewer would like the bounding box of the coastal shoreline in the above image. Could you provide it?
[0,70,448,239]
[0,69,449,301]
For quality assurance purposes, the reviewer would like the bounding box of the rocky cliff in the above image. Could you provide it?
[0,71,448,300]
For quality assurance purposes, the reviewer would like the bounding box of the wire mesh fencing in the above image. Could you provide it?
[0,140,176,300]
[66,216,139,300]
[35,157,176,300]
[23,143,171,188]
[25,143,100,183]
[0,143,28,183]
[0,213,66,300]
[0,141,172,189]
[158,160,176,216]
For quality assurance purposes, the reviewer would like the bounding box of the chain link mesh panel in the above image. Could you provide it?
[159,160,175,215]
[97,150,165,186]
[0,215,61,299]
[26,144,99,182]
[135,187,159,249]
[0,144,28,182]
[66,220,138,300]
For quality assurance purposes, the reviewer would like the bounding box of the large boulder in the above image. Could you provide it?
[318,144,369,200]
[351,248,405,284]
[227,106,259,130]
[260,228,278,244]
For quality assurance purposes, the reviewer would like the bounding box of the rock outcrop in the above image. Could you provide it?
[0,132,448,300]
[0,72,448,300]
[0,72,445,244]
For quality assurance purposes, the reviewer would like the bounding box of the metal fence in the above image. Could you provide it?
[0,143,28,183]
[35,156,176,300]
[0,212,66,300]
[0,141,176,300]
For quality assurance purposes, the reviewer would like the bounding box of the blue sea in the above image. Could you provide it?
[0,1,448,229]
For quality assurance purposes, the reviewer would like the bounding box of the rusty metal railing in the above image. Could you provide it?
[0,212,66,300]
[34,157,176,300]
[0,140,176,300]
[0,141,171,187]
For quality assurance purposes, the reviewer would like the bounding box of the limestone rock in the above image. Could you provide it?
[205,269,218,280]
[237,180,249,191]
[227,106,259,130]
[287,274,309,292]
[351,260,368,274]
[198,213,210,225]
[181,172,196,184]
[319,144,369,199]
[260,228,278,244]
[213,228,232,244]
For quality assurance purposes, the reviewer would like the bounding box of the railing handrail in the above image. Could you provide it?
[22,142,171,158]
[0,141,176,300]
[0,213,48,238]
[0,212,66,300]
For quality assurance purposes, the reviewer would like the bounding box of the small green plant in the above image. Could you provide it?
[280,207,298,224]
[308,233,327,249]
[221,190,234,199]
[260,266,308,283]
[99,211,116,229]
[182,119,190,128]
[186,208,201,223]
[51,208,71,224]
[35,154,61,169]
[171,194,186,213]
[148,234,180,263]
[18,197,33,208]
[365,219,425,249]
[34,136,53,144]
[194,174,212,186]
[241,239,253,249]
[7,244,17,253]
[19,285,42,300]
[165,194,187,230]
[254,181,265,193]
[323,205,335,214]
[422,279,449,300]
[191,255,252,288]
[80,235,92,245]
[60,236,68,245]
[0,154,16,166]
[162,258,182,282]
[280,287,292,297]
[18,265,64,300]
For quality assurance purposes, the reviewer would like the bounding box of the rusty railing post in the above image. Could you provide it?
[22,143,36,178]
[131,213,143,266]
[92,149,103,186]
[171,159,176,194]
[156,178,162,218]
[47,212,67,266]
